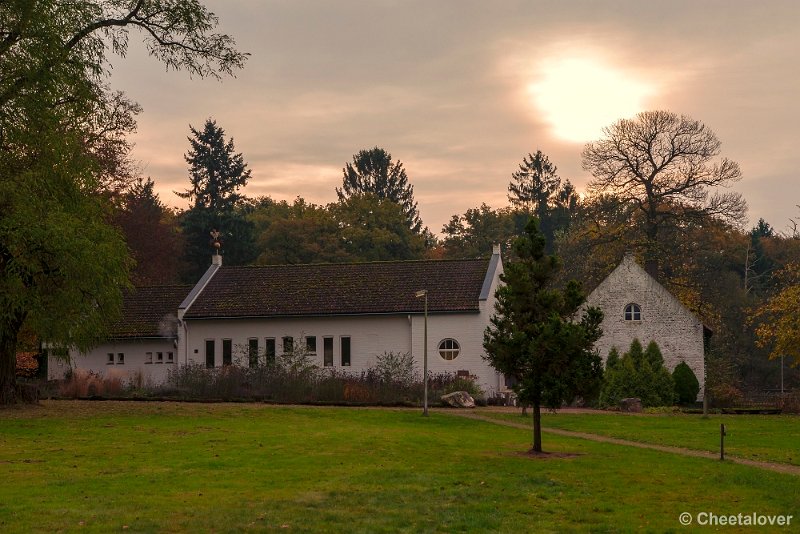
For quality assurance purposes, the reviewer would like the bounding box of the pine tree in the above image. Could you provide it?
[483,219,604,453]
[508,150,561,215]
[178,119,255,281]
[507,151,579,252]
[336,147,422,234]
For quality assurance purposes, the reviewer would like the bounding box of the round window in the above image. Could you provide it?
[438,338,460,360]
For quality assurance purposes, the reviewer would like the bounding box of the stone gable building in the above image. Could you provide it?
[584,254,708,395]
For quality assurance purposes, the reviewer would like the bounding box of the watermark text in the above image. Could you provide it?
[680,512,793,527]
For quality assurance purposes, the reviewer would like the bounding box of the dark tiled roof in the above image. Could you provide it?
[184,259,490,319]
[111,285,192,338]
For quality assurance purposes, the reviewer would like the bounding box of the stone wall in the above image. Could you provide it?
[584,255,705,396]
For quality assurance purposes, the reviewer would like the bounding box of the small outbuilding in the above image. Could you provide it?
[584,254,708,395]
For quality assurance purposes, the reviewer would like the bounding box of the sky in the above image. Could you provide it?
[108,0,800,235]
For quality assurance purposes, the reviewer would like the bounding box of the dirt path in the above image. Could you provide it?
[439,410,800,477]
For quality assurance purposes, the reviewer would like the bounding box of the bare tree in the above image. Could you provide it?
[582,110,746,276]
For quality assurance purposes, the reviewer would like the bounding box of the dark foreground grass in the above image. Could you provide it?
[0,402,797,533]
[479,409,800,466]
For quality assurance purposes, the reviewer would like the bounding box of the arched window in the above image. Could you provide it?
[624,303,641,321]
[438,338,460,360]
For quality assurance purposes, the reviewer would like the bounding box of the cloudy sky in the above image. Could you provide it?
[108,0,800,235]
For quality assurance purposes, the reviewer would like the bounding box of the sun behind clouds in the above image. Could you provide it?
[528,54,655,143]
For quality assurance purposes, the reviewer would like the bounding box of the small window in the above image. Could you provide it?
[248,338,259,368]
[323,337,334,367]
[438,339,460,360]
[117,353,125,365]
[306,336,317,354]
[107,353,114,365]
[145,352,153,364]
[156,352,163,364]
[624,303,642,321]
[222,339,232,366]
[265,338,276,364]
[282,336,294,354]
[167,352,174,363]
[205,340,215,368]
[341,337,351,367]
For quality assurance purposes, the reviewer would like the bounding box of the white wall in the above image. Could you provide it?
[49,338,178,385]
[180,308,503,396]
[180,315,412,371]
[407,255,504,397]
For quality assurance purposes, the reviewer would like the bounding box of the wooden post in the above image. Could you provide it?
[720,424,726,461]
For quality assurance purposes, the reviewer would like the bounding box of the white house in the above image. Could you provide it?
[176,248,505,395]
[52,248,506,395]
[48,285,190,383]
[584,254,708,394]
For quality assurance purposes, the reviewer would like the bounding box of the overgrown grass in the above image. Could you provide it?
[0,402,798,532]
[480,409,800,466]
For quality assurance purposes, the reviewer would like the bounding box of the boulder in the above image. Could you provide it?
[620,397,643,413]
[441,391,475,408]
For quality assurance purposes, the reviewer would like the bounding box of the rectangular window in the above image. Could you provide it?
[340,337,351,367]
[323,337,333,367]
[145,352,153,364]
[222,339,232,366]
[265,338,276,364]
[282,336,293,354]
[167,352,174,363]
[248,338,259,368]
[306,336,317,354]
[107,353,114,365]
[205,340,215,368]
[156,352,163,364]
[117,353,125,365]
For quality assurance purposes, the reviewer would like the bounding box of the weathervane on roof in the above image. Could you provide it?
[210,229,222,254]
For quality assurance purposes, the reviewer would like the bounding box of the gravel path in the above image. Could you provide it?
[440,410,800,477]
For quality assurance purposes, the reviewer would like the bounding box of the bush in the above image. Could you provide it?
[374,351,418,386]
[672,361,700,404]
[58,369,125,398]
[600,339,675,408]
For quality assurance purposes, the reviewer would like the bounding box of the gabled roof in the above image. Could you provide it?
[110,285,192,338]
[182,258,492,319]
[586,254,709,331]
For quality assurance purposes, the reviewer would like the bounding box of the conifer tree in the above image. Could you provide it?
[507,151,579,251]
[484,219,604,453]
[178,119,255,281]
[336,147,422,234]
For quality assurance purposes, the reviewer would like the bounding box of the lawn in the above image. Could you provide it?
[0,401,797,533]
[477,409,800,466]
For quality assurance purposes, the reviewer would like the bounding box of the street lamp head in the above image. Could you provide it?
[415,289,427,298]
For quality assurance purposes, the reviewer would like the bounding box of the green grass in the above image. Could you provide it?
[0,402,797,533]
[478,409,800,466]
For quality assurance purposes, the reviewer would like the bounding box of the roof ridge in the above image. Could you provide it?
[220,257,490,269]
[132,284,194,289]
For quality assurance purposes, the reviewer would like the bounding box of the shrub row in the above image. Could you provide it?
[54,350,485,406]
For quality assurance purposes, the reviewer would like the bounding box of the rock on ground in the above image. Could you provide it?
[441,391,475,408]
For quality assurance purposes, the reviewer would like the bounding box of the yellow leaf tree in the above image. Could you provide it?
[752,263,800,366]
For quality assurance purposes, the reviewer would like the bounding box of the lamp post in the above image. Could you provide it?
[415,289,429,417]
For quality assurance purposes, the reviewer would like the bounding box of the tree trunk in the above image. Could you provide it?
[531,401,542,453]
[0,314,25,405]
